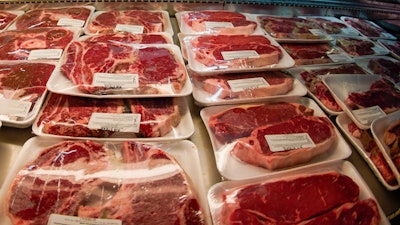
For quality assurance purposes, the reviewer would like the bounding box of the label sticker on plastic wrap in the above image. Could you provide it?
[57,18,85,27]
[92,73,139,89]
[0,99,31,117]
[328,53,353,62]
[309,29,326,37]
[227,77,270,92]
[221,50,259,60]
[28,49,63,60]
[265,133,316,152]
[352,105,386,125]
[48,214,122,225]
[115,24,144,33]
[205,21,234,29]
[88,113,141,132]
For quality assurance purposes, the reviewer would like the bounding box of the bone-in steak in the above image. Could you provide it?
[208,102,314,144]
[231,115,336,170]
[61,41,187,94]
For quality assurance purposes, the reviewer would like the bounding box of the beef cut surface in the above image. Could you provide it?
[14,7,92,29]
[258,16,322,39]
[83,32,170,44]
[181,10,257,34]
[189,35,282,68]
[231,115,336,170]
[61,41,187,94]
[208,102,314,144]
[88,10,166,34]
[0,10,17,30]
[220,172,380,225]
[0,27,75,60]
[6,140,205,225]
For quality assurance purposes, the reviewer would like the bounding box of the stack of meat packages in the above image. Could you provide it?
[0,5,208,225]
[176,9,396,225]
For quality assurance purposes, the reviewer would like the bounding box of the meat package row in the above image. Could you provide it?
[0,5,398,225]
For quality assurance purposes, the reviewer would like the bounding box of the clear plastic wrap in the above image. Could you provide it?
[281,42,354,66]
[0,61,57,128]
[341,16,397,40]
[208,161,389,225]
[287,63,369,115]
[378,39,400,60]
[256,15,332,43]
[80,32,174,45]
[0,27,80,61]
[85,10,173,35]
[0,138,208,225]
[301,16,361,36]
[176,10,261,35]
[9,6,95,31]
[333,36,389,57]
[50,41,191,97]
[0,10,23,31]
[200,97,352,180]
[184,34,294,75]
[33,93,194,141]
[355,56,400,84]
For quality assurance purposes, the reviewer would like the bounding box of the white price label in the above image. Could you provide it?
[92,73,139,89]
[309,29,325,36]
[227,77,270,92]
[48,214,121,225]
[265,133,316,152]
[57,18,85,27]
[221,50,259,60]
[328,53,353,63]
[88,113,141,133]
[115,24,144,34]
[28,49,63,60]
[205,21,234,29]
[0,99,32,117]
[352,105,386,125]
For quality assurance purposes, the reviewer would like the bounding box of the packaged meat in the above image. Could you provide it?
[371,110,400,180]
[323,74,400,129]
[86,10,173,35]
[355,56,400,84]
[33,93,194,141]
[336,113,399,190]
[208,161,388,225]
[287,63,369,115]
[256,15,332,42]
[0,10,23,31]
[341,16,396,40]
[301,16,360,36]
[190,69,307,106]
[281,42,353,66]
[184,34,294,75]
[378,39,400,60]
[334,36,389,57]
[10,6,94,30]
[54,41,190,96]
[177,10,259,35]
[0,27,80,60]
[0,61,57,128]
[200,97,351,180]
[80,32,173,44]
[0,137,208,225]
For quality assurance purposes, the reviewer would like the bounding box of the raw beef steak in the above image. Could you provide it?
[299,64,367,112]
[230,115,336,170]
[14,7,92,29]
[0,10,18,30]
[221,172,380,225]
[345,78,400,113]
[181,10,257,34]
[281,43,337,66]
[308,17,349,34]
[83,32,170,44]
[342,17,385,37]
[6,140,205,225]
[193,70,293,99]
[88,10,166,34]
[0,27,75,60]
[368,58,400,83]
[335,37,376,56]
[61,41,187,94]
[208,102,314,144]
[188,35,282,68]
[258,16,323,39]
[0,62,55,110]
